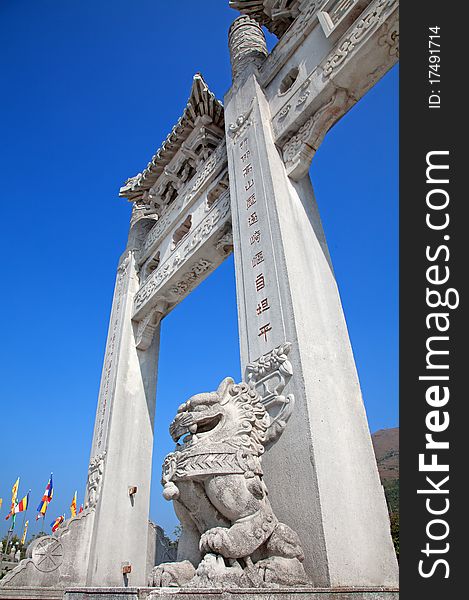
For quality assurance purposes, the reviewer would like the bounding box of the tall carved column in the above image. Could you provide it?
[225,16,398,587]
[229,14,268,80]
[85,214,160,587]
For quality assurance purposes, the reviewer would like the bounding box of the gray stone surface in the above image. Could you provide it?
[0,511,95,590]
[64,587,399,600]
[146,522,177,579]
[0,589,62,600]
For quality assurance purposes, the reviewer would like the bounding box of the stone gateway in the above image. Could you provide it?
[0,2,399,599]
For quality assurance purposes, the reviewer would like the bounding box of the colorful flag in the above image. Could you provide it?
[70,491,77,518]
[5,486,26,521]
[36,474,53,520]
[51,514,64,533]
[21,520,29,545]
[13,492,29,514]
[0,498,3,512]
[10,478,19,512]
[78,504,83,514]
[36,504,47,520]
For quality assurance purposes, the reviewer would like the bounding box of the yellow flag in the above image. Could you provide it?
[0,498,3,511]
[70,491,77,518]
[21,520,29,545]
[11,477,19,511]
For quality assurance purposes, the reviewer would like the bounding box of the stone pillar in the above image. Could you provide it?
[225,16,398,588]
[85,216,160,587]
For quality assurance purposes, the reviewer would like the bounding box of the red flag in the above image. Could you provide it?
[51,514,64,533]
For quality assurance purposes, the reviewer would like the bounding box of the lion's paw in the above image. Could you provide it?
[256,556,309,587]
[199,526,232,555]
[148,560,195,587]
[191,553,245,588]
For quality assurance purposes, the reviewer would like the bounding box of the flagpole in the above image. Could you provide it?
[20,514,27,538]
[5,511,16,555]
[5,477,20,554]
[5,523,13,555]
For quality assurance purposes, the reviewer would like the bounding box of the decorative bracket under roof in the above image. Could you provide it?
[119,74,225,209]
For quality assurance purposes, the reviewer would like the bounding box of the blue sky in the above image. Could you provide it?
[0,1,398,540]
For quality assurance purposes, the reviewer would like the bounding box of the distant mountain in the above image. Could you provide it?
[372,427,399,481]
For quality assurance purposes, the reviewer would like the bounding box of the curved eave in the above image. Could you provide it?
[120,73,224,203]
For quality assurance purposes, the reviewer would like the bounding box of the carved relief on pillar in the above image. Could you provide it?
[228,15,268,81]
[282,89,351,180]
[246,342,295,449]
[85,452,106,509]
[93,251,133,454]
[228,102,254,144]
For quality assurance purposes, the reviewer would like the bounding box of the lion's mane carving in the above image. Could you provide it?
[149,377,308,588]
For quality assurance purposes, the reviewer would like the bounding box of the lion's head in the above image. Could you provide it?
[169,377,269,457]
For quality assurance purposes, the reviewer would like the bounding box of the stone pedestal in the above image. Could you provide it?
[64,587,399,600]
[0,589,63,600]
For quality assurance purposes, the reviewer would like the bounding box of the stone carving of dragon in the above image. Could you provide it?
[149,377,308,588]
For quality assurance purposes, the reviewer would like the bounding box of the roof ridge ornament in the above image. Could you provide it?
[119,73,224,205]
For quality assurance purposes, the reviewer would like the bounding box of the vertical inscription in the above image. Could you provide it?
[235,134,284,355]
[93,254,130,453]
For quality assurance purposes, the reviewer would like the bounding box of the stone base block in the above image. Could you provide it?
[0,587,62,600]
[64,587,399,600]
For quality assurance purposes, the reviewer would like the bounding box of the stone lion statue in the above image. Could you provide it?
[149,377,308,588]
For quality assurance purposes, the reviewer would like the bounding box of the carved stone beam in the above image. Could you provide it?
[139,141,229,264]
[132,192,232,322]
[266,0,398,180]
